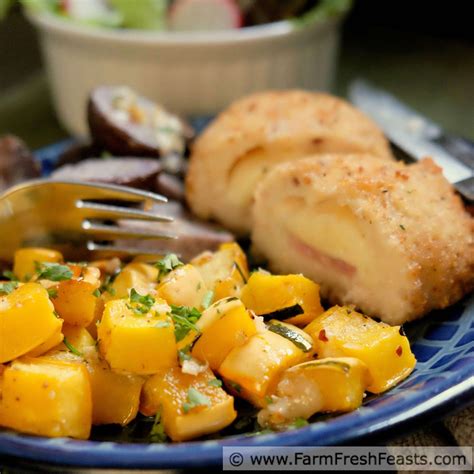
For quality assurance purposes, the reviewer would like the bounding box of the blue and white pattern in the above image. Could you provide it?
[0,140,472,469]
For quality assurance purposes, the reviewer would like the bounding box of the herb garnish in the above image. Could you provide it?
[178,345,192,363]
[47,288,58,299]
[399,224,406,231]
[291,417,308,429]
[228,381,242,393]
[35,262,73,281]
[234,261,248,283]
[155,254,183,279]
[63,337,83,357]
[170,305,201,342]
[155,320,171,329]
[208,378,223,388]
[149,409,167,443]
[99,274,117,296]
[0,281,18,295]
[92,289,100,298]
[2,270,18,281]
[182,387,211,413]
[201,290,214,309]
[128,288,155,315]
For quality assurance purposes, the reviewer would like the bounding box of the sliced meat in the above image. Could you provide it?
[88,85,194,157]
[55,140,103,168]
[0,135,40,192]
[155,173,185,202]
[117,201,234,261]
[51,157,162,190]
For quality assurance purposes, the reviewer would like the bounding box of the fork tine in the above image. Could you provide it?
[82,220,177,240]
[76,201,173,222]
[50,180,168,203]
[87,241,181,257]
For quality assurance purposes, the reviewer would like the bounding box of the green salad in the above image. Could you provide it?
[1,0,351,32]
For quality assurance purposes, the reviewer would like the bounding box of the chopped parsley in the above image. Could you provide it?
[149,410,167,443]
[92,289,100,298]
[264,396,273,405]
[155,320,171,329]
[47,288,58,299]
[399,224,406,231]
[2,270,18,281]
[234,261,248,283]
[182,387,211,413]
[0,281,18,295]
[178,345,192,363]
[228,381,242,393]
[35,262,73,282]
[63,337,83,357]
[128,288,155,315]
[170,305,201,342]
[99,274,116,296]
[201,290,214,309]
[155,254,183,279]
[291,417,309,429]
[208,378,223,388]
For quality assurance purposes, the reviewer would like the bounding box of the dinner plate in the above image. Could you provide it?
[0,138,472,469]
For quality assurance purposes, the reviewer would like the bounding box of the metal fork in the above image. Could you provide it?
[0,179,175,261]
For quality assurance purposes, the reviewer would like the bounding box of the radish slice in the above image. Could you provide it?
[169,0,242,31]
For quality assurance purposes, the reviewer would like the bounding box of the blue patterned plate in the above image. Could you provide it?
[0,139,472,469]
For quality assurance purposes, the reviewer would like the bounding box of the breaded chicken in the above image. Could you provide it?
[186,90,394,234]
[251,154,474,325]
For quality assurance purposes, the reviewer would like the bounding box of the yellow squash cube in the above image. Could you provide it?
[140,367,236,441]
[258,357,371,428]
[13,247,63,281]
[98,298,177,375]
[88,359,144,426]
[43,345,144,427]
[57,324,96,352]
[0,283,62,363]
[157,264,208,308]
[26,324,64,357]
[192,242,250,301]
[304,306,416,393]
[218,323,313,406]
[107,262,158,300]
[0,357,92,439]
[191,298,257,370]
[53,279,103,327]
[241,272,324,326]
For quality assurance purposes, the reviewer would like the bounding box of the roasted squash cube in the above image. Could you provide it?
[13,247,63,281]
[26,323,64,357]
[107,262,158,300]
[88,357,144,426]
[304,306,416,393]
[258,357,371,428]
[158,264,208,308]
[0,283,62,363]
[43,346,144,426]
[0,357,92,439]
[98,298,177,374]
[57,325,96,353]
[218,325,312,407]
[192,242,249,301]
[191,298,257,369]
[241,272,324,326]
[140,367,236,441]
[53,279,103,327]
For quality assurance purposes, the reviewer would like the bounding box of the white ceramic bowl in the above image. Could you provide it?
[28,12,345,137]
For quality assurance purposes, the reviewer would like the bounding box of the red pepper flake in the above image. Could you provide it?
[318,329,328,342]
[396,345,403,357]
